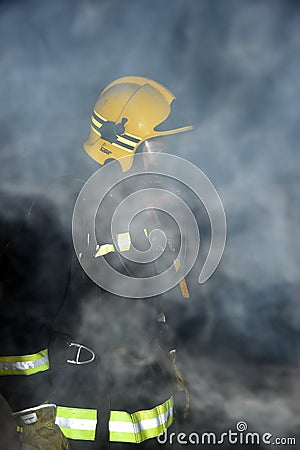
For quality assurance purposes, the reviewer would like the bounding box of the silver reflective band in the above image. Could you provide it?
[0,349,50,375]
[56,417,97,430]
[110,407,173,432]
[109,396,174,443]
[56,406,97,441]
[117,232,131,251]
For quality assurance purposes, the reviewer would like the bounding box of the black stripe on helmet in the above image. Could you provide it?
[91,122,102,134]
[122,134,140,144]
[115,139,135,150]
[92,111,106,125]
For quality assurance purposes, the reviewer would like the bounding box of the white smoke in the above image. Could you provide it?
[0,0,299,448]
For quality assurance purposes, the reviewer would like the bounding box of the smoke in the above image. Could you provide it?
[0,0,300,448]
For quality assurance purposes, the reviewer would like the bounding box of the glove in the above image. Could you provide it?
[13,404,71,450]
[169,349,190,419]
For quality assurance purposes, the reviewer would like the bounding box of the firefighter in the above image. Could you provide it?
[0,77,192,449]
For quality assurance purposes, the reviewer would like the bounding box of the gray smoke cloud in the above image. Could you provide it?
[0,0,300,448]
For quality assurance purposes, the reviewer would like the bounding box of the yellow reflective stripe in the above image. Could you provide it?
[95,244,115,257]
[0,349,48,363]
[56,406,97,441]
[92,110,107,124]
[94,231,132,257]
[111,141,133,153]
[123,131,141,141]
[91,123,102,138]
[117,232,131,251]
[109,396,174,443]
[0,349,49,376]
[115,135,135,149]
[58,425,96,441]
[91,115,104,130]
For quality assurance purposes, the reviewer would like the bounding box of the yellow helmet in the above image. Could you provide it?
[83,76,192,171]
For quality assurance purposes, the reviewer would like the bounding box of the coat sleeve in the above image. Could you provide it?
[0,188,72,411]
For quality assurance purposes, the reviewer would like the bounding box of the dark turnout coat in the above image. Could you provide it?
[0,157,192,448]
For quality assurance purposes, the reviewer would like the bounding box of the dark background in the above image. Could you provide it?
[0,0,300,448]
